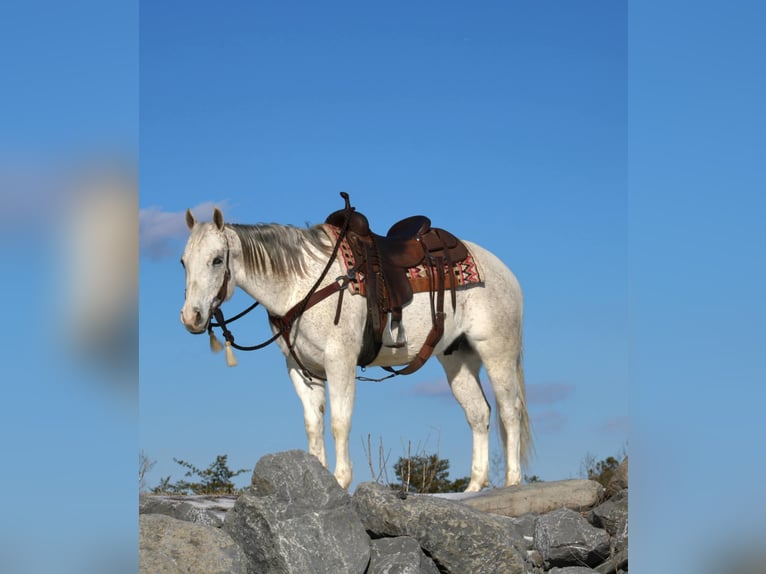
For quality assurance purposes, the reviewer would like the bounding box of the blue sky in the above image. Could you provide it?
[2,1,765,573]
[1,1,137,573]
[139,0,628,492]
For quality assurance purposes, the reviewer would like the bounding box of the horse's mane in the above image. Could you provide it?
[228,223,333,280]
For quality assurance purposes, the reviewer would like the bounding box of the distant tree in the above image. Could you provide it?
[151,454,250,495]
[392,453,470,493]
[449,476,471,492]
[588,456,621,487]
[152,475,176,495]
[524,474,543,484]
[580,452,623,488]
[139,450,156,492]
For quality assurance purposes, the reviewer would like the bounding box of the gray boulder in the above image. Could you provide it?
[223,450,370,574]
[534,508,610,568]
[589,489,628,554]
[139,513,248,574]
[594,547,628,574]
[548,568,598,573]
[453,479,605,517]
[367,537,441,574]
[353,482,526,574]
[139,494,229,527]
[507,513,538,550]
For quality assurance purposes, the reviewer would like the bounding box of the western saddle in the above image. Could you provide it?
[325,192,469,375]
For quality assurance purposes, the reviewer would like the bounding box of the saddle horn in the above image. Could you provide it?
[340,191,352,211]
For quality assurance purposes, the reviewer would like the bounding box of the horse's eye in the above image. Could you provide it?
[180,258,185,269]
[212,256,223,266]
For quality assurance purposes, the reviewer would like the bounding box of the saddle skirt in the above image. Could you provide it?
[326,223,482,298]
[321,193,485,372]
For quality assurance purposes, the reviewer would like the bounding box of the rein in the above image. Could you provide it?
[204,192,433,384]
[206,197,355,379]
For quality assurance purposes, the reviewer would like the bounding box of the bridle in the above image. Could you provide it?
[204,228,275,356]
[205,200,355,380]
[211,245,231,313]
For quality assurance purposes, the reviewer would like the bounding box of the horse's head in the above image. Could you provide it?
[180,207,234,333]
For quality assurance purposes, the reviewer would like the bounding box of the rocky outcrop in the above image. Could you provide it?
[223,450,371,574]
[139,493,232,527]
[441,479,604,517]
[548,568,603,574]
[367,536,441,574]
[139,452,628,574]
[589,489,628,553]
[354,482,527,574]
[534,508,611,567]
[139,513,248,574]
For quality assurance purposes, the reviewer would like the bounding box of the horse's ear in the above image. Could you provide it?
[185,209,196,230]
[213,207,225,231]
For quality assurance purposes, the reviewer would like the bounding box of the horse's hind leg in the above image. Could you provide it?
[472,336,527,487]
[287,361,327,467]
[437,348,491,492]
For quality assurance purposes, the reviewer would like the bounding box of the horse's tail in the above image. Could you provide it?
[517,345,533,468]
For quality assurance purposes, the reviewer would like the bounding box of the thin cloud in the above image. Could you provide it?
[409,379,452,399]
[598,416,628,434]
[410,379,570,434]
[408,376,498,400]
[526,383,575,405]
[139,201,229,259]
[532,410,567,434]
[410,379,575,407]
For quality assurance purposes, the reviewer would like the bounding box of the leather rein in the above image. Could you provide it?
[207,208,354,381]
[206,197,446,383]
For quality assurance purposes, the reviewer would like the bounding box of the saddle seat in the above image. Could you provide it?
[325,193,469,365]
[326,210,466,270]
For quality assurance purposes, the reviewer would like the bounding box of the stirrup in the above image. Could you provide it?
[382,312,407,348]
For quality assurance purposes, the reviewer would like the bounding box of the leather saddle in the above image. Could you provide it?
[325,193,468,372]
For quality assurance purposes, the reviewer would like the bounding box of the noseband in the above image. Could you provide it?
[212,248,231,313]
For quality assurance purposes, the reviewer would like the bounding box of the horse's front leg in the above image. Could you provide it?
[325,358,357,489]
[287,361,327,467]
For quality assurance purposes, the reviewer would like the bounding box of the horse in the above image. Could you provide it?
[180,205,531,491]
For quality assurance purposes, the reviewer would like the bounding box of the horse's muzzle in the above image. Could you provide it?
[180,306,209,334]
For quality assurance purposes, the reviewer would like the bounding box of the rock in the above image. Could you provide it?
[526,549,545,568]
[139,448,629,573]
[534,508,611,568]
[594,548,628,574]
[451,479,604,517]
[139,513,248,574]
[353,482,526,574]
[367,537,441,574]
[223,450,370,574]
[604,458,628,499]
[247,449,349,507]
[507,513,538,549]
[589,489,628,553]
[139,494,233,527]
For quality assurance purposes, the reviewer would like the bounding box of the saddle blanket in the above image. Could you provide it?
[324,224,482,297]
